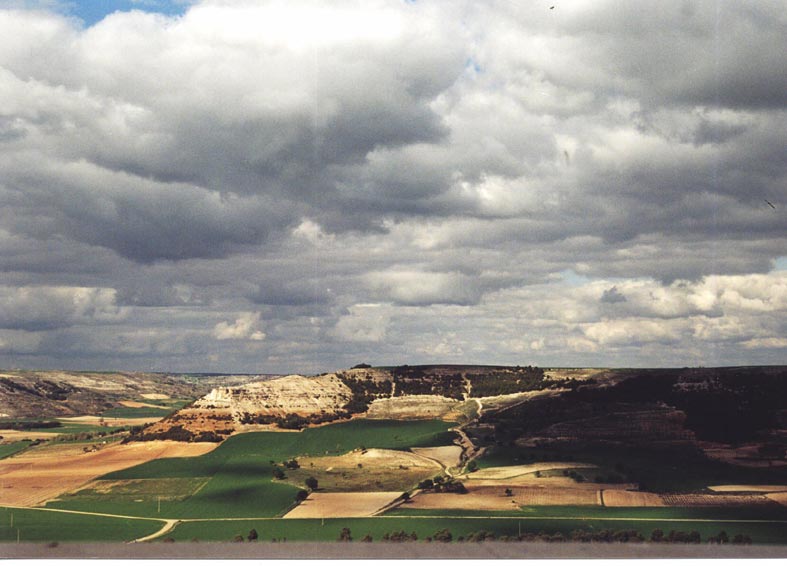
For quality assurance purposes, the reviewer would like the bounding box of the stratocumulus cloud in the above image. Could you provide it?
[0,0,784,372]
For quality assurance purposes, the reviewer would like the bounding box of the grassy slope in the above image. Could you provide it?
[47,419,455,520]
[0,508,161,542]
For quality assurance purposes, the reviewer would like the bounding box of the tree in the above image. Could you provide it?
[305,476,319,491]
[467,460,478,473]
[400,491,411,502]
[272,468,285,480]
[361,534,373,542]
[338,528,352,542]
[295,490,309,502]
[247,529,258,542]
[504,488,513,497]
[650,529,664,543]
[432,528,452,543]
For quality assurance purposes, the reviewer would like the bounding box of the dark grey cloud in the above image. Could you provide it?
[0,0,784,372]
[600,286,626,304]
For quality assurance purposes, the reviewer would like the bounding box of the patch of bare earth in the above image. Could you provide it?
[60,416,162,427]
[708,485,787,493]
[409,485,600,510]
[284,448,440,492]
[477,389,566,413]
[765,492,787,506]
[283,492,402,518]
[142,408,236,436]
[411,446,462,470]
[0,441,216,507]
[542,368,611,382]
[602,490,665,507]
[467,462,597,480]
[366,395,459,420]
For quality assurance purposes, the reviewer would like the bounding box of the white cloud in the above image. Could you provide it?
[333,304,389,343]
[213,312,265,341]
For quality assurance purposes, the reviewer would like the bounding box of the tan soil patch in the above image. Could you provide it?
[283,492,401,518]
[465,477,638,491]
[141,393,170,400]
[411,446,462,470]
[765,492,787,506]
[708,485,787,493]
[477,389,567,412]
[602,490,665,507]
[366,395,459,420]
[284,448,440,492]
[59,416,161,427]
[409,485,600,510]
[142,408,236,437]
[543,368,609,381]
[0,440,216,507]
[660,493,774,506]
[467,462,597,480]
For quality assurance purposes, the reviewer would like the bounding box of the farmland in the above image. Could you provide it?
[46,420,456,519]
[0,364,785,550]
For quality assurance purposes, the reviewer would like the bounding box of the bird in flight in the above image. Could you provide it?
[765,199,776,209]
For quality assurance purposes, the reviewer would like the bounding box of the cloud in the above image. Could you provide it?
[0,286,127,331]
[600,286,626,304]
[213,312,265,341]
[365,270,483,306]
[332,304,389,343]
[0,1,785,372]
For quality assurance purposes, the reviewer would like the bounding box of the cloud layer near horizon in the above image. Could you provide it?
[0,0,785,373]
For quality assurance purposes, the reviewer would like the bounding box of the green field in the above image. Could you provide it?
[0,508,161,542]
[101,399,190,419]
[0,441,32,459]
[48,419,456,520]
[165,516,787,544]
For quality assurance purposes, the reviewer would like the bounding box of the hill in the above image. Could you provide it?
[0,370,269,419]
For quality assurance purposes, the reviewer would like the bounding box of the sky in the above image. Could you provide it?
[0,0,784,374]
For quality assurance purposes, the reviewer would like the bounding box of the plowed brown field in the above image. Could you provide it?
[0,441,216,507]
[601,489,665,507]
[283,492,401,518]
[409,485,600,510]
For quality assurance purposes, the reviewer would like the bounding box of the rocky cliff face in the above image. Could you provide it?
[194,374,353,417]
